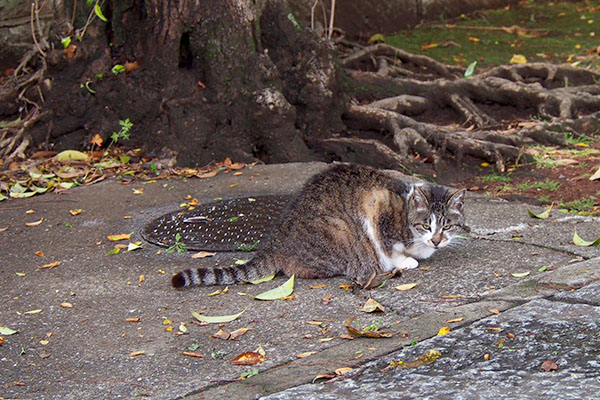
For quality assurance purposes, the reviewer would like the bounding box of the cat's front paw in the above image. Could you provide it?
[393,255,419,271]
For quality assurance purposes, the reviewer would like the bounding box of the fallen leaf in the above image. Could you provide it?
[126,317,140,322]
[0,326,18,335]
[127,241,143,251]
[306,320,324,326]
[339,283,353,291]
[198,170,219,178]
[541,359,558,372]
[230,352,265,365]
[309,284,329,289]
[394,282,420,291]
[437,327,451,336]
[312,374,335,382]
[211,329,232,340]
[69,209,85,216]
[129,351,146,357]
[35,251,44,257]
[590,165,600,181]
[573,229,600,247]
[138,274,145,284]
[182,351,203,358]
[334,367,353,376]
[24,309,42,314]
[192,308,246,324]
[55,150,88,162]
[384,349,442,370]
[319,337,334,342]
[0,226,8,232]
[125,60,140,72]
[191,251,217,259]
[443,317,464,323]
[528,204,552,219]
[25,218,44,227]
[489,308,500,315]
[511,271,531,278]
[254,275,294,300]
[344,317,393,338]
[132,188,144,195]
[247,273,276,284]
[107,233,132,241]
[361,298,385,313]
[230,328,249,340]
[38,261,61,269]
[296,351,319,358]
[509,54,527,64]
[60,302,73,308]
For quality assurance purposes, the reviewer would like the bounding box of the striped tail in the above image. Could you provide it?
[171,257,276,288]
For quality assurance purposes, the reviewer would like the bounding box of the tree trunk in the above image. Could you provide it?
[24,0,345,166]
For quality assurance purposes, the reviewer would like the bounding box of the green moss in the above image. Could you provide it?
[386,1,600,68]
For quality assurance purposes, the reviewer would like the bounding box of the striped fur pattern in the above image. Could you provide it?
[171,164,465,289]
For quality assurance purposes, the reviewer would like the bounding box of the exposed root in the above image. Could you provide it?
[336,42,600,172]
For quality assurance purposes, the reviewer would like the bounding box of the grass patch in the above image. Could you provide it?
[481,172,512,182]
[517,179,561,192]
[385,1,600,68]
[558,198,597,215]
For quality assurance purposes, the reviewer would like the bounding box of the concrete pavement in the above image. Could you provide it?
[1,162,599,399]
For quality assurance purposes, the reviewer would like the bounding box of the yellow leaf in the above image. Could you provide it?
[69,209,85,216]
[24,309,42,314]
[510,54,527,64]
[573,229,600,246]
[230,351,265,365]
[132,188,144,195]
[437,327,451,336]
[319,337,334,342]
[55,150,89,162]
[247,273,276,284]
[334,367,353,376]
[107,233,132,241]
[129,351,146,357]
[489,308,500,315]
[309,284,328,289]
[394,282,419,291]
[339,283,353,291]
[443,317,464,323]
[306,320,324,325]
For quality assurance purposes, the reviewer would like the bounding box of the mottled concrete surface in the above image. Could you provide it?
[1,162,599,399]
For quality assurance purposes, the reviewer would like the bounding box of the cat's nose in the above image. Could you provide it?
[431,235,442,247]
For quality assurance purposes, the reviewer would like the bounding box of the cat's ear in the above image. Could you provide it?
[409,185,429,211]
[447,188,466,214]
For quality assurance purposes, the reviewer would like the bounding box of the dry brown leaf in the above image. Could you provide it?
[125,60,140,72]
[191,251,217,259]
[306,321,323,325]
[64,44,77,59]
[38,261,61,270]
[296,351,319,358]
[339,283,353,291]
[211,329,231,340]
[319,337,334,342]
[182,351,203,358]
[394,282,420,291]
[443,317,464,323]
[312,374,335,383]
[198,170,219,178]
[335,367,353,376]
[129,351,146,357]
[35,251,44,257]
[0,226,8,232]
[69,209,85,216]
[344,317,394,338]
[126,317,140,322]
[489,308,500,315]
[309,284,329,289]
[60,302,73,308]
[361,298,385,313]
[25,218,44,227]
[230,352,265,365]
[541,360,558,372]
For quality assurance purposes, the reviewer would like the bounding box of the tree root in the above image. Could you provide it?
[334,43,600,173]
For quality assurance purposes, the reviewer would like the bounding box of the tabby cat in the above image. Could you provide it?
[171,164,466,289]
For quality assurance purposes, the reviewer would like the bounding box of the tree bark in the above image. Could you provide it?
[21,0,344,166]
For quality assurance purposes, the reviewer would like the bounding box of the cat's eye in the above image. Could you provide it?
[421,224,431,230]
[442,225,452,231]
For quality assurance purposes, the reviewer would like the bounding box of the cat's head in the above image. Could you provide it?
[407,183,466,253]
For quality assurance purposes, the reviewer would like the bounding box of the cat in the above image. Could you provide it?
[171,163,466,289]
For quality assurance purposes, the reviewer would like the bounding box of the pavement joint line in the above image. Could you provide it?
[472,236,588,258]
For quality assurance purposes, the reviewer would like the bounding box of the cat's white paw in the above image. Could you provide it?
[393,255,419,270]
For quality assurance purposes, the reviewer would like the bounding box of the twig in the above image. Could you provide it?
[30,1,46,57]
[327,0,336,40]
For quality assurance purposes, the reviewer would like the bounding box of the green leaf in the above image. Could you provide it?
[192,308,246,324]
[537,265,548,272]
[106,248,120,256]
[247,272,276,285]
[573,229,600,247]
[464,61,477,78]
[94,3,108,22]
[528,204,552,219]
[0,326,18,335]
[0,194,7,201]
[61,36,72,48]
[55,150,88,162]
[511,271,531,278]
[111,64,126,75]
[254,275,294,300]
[82,81,96,94]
